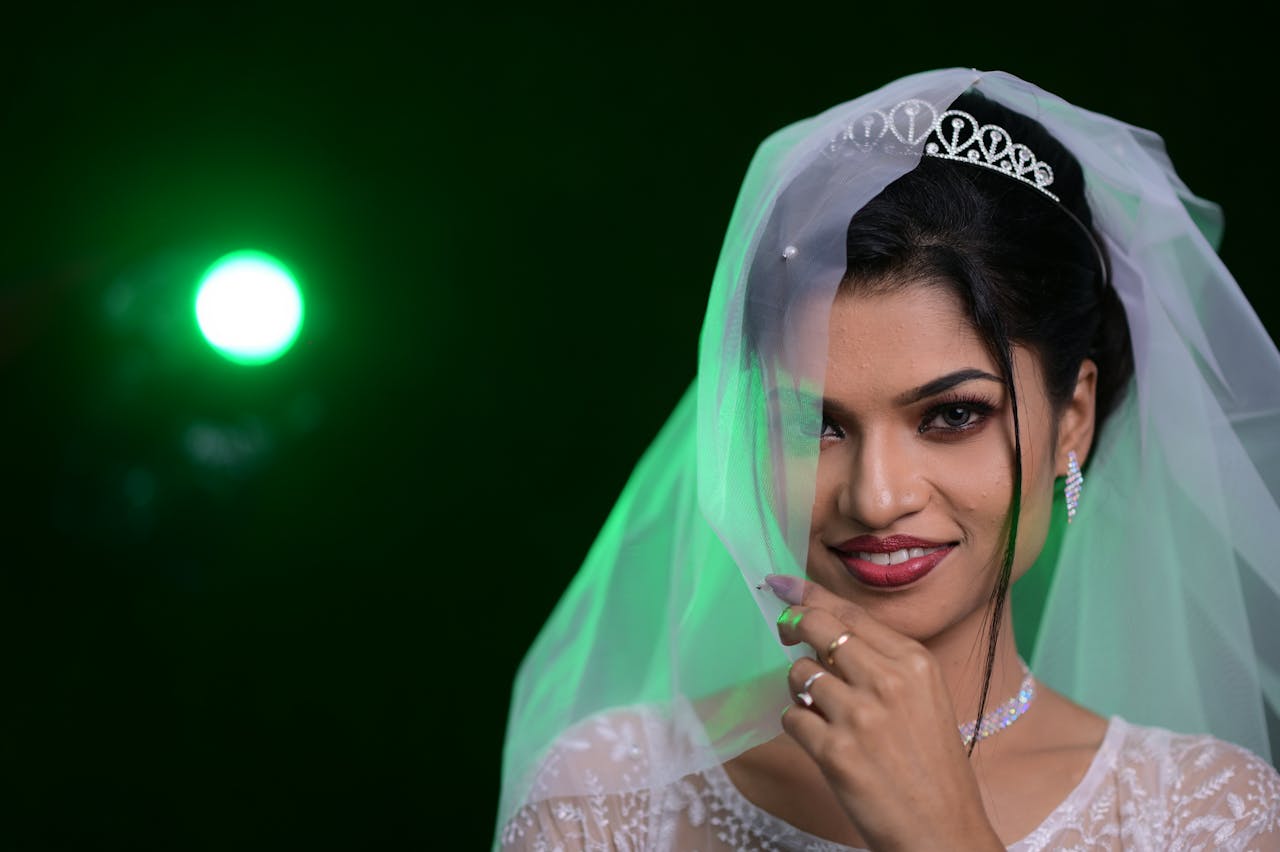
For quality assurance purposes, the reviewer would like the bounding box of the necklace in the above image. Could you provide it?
[957,659,1036,747]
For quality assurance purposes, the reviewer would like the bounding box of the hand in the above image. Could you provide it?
[768,574,1004,852]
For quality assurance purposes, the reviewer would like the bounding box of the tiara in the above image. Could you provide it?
[826,98,1059,201]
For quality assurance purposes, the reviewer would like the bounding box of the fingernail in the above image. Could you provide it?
[765,574,804,605]
[777,606,802,629]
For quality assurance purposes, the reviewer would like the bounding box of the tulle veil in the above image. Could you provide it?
[495,68,1280,844]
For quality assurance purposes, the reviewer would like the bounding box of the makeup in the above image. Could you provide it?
[764,574,804,604]
[832,535,956,588]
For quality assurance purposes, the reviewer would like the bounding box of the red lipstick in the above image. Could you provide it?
[832,535,957,588]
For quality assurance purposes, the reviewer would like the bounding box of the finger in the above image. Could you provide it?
[787,657,842,707]
[778,605,883,684]
[799,578,919,657]
[781,697,833,760]
[766,574,913,658]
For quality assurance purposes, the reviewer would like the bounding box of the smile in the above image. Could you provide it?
[851,545,949,565]
[833,544,957,588]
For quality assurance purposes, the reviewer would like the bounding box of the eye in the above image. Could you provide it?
[921,396,995,435]
[938,405,976,428]
[820,415,846,441]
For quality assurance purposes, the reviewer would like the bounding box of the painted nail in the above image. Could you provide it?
[777,606,802,629]
[765,574,804,605]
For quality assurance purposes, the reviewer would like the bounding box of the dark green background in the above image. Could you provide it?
[4,5,1274,849]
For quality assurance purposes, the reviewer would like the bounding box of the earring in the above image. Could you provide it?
[1065,450,1083,524]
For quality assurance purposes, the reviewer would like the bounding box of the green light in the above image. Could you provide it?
[195,250,304,366]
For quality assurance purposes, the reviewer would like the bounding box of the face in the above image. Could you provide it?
[804,283,1069,642]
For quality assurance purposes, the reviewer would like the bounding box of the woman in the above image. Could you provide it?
[496,69,1280,850]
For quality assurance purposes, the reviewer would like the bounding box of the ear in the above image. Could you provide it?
[1054,358,1098,476]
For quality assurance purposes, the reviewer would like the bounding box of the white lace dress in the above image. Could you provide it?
[500,707,1280,851]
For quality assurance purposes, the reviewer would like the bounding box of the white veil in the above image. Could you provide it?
[495,68,1280,845]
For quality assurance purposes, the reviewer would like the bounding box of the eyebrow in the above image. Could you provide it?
[821,368,1005,417]
[892,368,1006,406]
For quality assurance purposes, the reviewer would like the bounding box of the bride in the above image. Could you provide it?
[495,69,1280,850]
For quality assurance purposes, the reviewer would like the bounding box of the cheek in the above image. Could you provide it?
[806,453,841,531]
[1009,378,1060,576]
[929,436,1012,523]
[1010,453,1059,579]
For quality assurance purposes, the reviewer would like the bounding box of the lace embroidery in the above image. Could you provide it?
[499,709,1280,851]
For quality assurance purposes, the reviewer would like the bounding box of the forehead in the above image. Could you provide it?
[830,286,992,394]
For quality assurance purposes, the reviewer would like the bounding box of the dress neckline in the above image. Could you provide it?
[701,714,1126,850]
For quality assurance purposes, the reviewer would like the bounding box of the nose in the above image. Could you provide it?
[835,427,929,529]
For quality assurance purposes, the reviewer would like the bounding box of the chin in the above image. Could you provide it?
[807,548,976,642]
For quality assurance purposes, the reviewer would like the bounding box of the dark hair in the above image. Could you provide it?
[839,90,1134,754]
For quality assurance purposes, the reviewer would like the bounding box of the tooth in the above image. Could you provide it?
[909,547,925,558]
[869,552,890,566]
[887,549,909,565]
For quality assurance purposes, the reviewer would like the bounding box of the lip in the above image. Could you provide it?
[831,536,958,588]
[836,534,953,553]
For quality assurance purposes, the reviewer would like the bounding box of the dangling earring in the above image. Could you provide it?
[1065,450,1083,524]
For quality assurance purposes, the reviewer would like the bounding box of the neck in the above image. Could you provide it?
[923,598,1026,735]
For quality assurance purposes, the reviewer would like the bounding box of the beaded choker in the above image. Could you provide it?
[958,660,1036,747]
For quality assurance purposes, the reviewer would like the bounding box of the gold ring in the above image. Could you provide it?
[825,631,854,667]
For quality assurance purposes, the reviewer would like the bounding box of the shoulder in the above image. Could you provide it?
[1112,718,1280,849]
[523,705,690,794]
[1114,716,1279,792]
[498,705,703,852]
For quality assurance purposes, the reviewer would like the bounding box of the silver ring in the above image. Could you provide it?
[794,691,814,707]
[801,671,827,692]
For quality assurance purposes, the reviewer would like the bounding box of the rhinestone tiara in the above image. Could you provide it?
[825,98,1059,201]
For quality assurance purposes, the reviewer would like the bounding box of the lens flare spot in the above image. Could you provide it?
[195,250,304,365]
